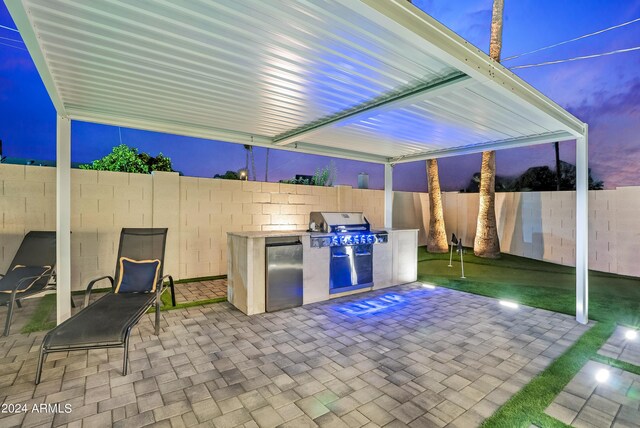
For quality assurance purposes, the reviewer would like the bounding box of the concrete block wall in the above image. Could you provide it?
[2,164,639,286]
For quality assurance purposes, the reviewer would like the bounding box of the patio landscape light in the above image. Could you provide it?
[499,300,519,309]
[421,283,436,289]
[625,329,637,340]
[595,368,610,383]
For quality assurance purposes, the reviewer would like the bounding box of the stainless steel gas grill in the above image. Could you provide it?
[309,212,388,294]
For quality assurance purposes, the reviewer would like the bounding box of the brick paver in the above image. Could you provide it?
[545,360,640,427]
[0,283,589,427]
[598,325,640,366]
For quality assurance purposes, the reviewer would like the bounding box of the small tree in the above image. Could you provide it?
[80,144,174,173]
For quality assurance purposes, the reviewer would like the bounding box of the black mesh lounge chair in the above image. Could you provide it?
[35,228,175,384]
[1,231,56,336]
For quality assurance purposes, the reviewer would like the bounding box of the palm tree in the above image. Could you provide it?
[474,0,503,259]
[426,159,448,252]
[265,148,270,182]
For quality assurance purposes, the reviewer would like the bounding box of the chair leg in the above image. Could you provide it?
[35,347,46,385]
[70,295,76,308]
[122,336,130,376]
[170,282,176,307]
[15,299,22,309]
[155,298,160,336]
[3,296,16,336]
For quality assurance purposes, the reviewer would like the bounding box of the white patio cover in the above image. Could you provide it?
[5,0,589,323]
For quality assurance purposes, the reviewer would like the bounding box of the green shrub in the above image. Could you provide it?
[80,144,174,173]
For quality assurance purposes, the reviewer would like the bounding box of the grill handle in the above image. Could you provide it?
[332,253,349,258]
[355,251,371,257]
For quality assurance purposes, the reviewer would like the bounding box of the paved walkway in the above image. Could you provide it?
[0,284,589,427]
[545,361,640,427]
[174,279,227,304]
[598,326,640,366]
[545,325,640,427]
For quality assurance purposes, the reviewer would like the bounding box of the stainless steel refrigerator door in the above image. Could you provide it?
[266,242,303,312]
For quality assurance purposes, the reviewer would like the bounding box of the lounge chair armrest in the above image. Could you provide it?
[11,273,56,294]
[84,276,114,307]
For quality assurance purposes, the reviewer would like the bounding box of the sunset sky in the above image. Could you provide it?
[1,0,638,191]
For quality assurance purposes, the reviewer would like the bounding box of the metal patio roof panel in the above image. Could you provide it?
[22,0,458,138]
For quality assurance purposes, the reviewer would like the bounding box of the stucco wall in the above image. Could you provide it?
[2,164,638,289]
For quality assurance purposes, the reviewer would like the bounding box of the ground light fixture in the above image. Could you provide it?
[595,368,610,383]
[499,300,519,309]
[421,283,436,289]
[625,329,638,340]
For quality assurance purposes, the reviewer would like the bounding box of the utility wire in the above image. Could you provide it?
[503,17,640,62]
[0,35,23,43]
[0,40,26,51]
[509,46,640,69]
[0,24,19,33]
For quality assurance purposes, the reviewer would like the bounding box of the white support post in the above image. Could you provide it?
[384,163,393,228]
[576,126,589,324]
[56,116,71,324]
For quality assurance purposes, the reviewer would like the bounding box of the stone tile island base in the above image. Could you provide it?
[227,229,418,315]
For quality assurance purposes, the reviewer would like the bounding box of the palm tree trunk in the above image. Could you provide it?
[554,142,561,191]
[265,148,270,182]
[489,0,504,62]
[474,151,500,258]
[475,0,503,258]
[426,159,448,253]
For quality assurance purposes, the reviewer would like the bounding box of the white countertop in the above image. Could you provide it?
[227,230,310,238]
[227,228,418,238]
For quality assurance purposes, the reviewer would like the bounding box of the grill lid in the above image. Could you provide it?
[309,212,369,233]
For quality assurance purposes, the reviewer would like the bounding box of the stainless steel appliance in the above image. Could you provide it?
[309,212,388,294]
[265,236,303,312]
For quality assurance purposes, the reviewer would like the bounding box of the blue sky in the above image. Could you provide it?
[1,1,639,191]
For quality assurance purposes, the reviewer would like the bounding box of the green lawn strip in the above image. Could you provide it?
[21,294,57,334]
[591,354,640,376]
[481,321,615,427]
[147,291,227,313]
[173,275,226,284]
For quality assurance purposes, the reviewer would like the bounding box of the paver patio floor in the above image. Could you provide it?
[598,325,640,366]
[545,361,640,427]
[0,283,590,427]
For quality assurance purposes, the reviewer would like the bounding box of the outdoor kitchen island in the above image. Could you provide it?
[227,217,417,316]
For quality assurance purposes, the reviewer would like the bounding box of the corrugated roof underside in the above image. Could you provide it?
[26,0,456,135]
[302,83,561,157]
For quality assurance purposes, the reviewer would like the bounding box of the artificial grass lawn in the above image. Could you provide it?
[21,294,57,334]
[417,247,640,427]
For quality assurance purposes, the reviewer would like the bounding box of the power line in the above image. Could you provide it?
[509,46,640,69]
[0,24,19,33]
[0,41,26,51]
[0,35,23,44]
[503,17,640,62]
